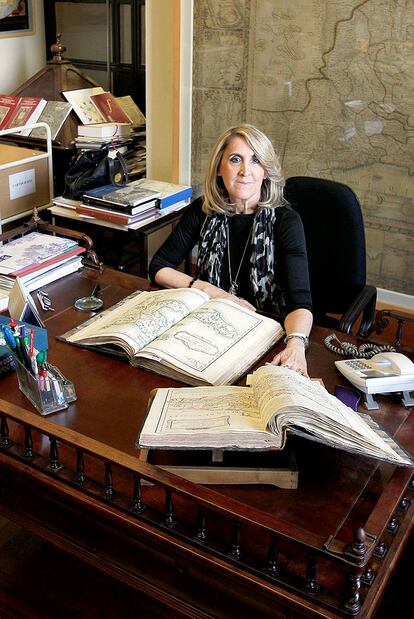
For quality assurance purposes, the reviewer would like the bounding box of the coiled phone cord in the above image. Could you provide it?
[324,334,396,358]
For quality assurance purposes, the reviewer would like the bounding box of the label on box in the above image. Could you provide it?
[9,168,36,200]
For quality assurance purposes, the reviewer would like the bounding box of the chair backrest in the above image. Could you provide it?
[284,176,367,323]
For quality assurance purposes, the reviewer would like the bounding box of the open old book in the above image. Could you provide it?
[137,365,413,466]
[60,288,283,385]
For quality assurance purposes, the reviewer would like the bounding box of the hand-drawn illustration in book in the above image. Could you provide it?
[60,288,283,385]
[137,364,414,466]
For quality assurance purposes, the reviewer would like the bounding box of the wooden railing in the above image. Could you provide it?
[1,396,413,616]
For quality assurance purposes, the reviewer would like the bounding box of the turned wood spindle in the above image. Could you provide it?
[49,438,61,470]
[344,570,362,615]
[24,426,33,458]
[304,553,318,594]
[104,462,114,498]
[349,527,367,557]
[0,416,9,448]
[266,535,279,576]
[228,521,242,559]
[194,506,207,543]
[163,489,177,527]
[75,450,86,484]
[132,477,146,512]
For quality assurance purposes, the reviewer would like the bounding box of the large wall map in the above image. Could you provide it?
[192,0,414,295]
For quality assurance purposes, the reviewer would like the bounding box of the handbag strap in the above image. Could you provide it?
[108,150,129,186]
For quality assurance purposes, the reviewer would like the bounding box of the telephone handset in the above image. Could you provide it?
[335,352,414,410]
[368,352,414,375]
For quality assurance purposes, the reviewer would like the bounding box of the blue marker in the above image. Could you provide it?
[2,326,18,353]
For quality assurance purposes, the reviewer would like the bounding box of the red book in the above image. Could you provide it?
[77,203,157,225]
[90,92,132,124]
[0,95,47,131]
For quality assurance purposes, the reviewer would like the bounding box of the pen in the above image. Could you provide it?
[30,328,34,358]
[36,350,47,371]
[20,335,34,374]
[9,331,24,364]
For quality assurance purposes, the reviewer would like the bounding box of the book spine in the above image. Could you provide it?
[159,188,193,209]
[82,196,157,215]
[76,205,132,224]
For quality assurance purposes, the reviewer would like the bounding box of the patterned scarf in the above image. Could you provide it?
[196,208,280,310]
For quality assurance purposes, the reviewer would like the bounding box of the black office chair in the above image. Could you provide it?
[284,176,377,336]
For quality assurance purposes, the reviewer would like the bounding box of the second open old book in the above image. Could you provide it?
[61,288,283,385]
[137,365,413,466]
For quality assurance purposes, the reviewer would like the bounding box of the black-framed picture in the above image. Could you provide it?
[0,1,34,37]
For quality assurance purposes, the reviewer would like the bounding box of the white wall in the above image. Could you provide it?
[0,0,45,93]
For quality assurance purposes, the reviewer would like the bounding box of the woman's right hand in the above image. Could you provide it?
[193,280,256,312]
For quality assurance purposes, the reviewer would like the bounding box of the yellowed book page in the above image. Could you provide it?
[66,288,209,356]
[139,298,283,385]
[252,365,402,459]
[138,385,276,450]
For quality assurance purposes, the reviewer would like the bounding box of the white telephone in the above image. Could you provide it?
[335,352,414,410]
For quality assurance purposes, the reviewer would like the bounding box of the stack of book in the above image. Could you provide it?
[0,232,85,312]
[132,179,192,210]
[63,87,147,178]
[75,122,134,151]
[76,179,192,226]
[117,95,147,178]
[78,181,162,226]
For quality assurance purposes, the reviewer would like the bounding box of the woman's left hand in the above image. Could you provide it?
[269,338,308,377]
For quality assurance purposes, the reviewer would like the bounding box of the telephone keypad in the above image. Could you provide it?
[345,360,371,371]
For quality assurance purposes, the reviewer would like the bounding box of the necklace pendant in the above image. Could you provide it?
[229,282,238,296]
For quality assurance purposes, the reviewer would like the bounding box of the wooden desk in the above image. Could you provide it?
[0,268,413,619]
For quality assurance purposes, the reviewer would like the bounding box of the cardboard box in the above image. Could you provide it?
[0,144,50,221]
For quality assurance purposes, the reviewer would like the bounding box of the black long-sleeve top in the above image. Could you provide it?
[149,200,312,316]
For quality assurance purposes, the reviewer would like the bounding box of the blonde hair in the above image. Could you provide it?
[202,124,285,215]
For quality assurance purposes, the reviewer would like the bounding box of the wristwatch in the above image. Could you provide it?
[284,332,309,350]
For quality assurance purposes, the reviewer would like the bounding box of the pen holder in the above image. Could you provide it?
[14,357,77,415]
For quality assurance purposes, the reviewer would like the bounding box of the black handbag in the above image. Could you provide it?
[62,146,129,199]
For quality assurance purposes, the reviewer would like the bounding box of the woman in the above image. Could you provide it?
[149,124,313,375]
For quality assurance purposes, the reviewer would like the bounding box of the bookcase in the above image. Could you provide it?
[0,122,54,234]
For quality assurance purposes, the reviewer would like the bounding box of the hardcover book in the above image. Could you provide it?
[133,179,192,209]
[62,87,106,124]
[60,288,283,386]
[137,364,414,467]
[30,101,73,140]
[82,180,161,208]
[77,122,132,139]
[0,94,47,135]
[90,92,132,124]
[116,95,146,127]
[76,203,157,225]
[0,232,78,277]
[81,183,157,214]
